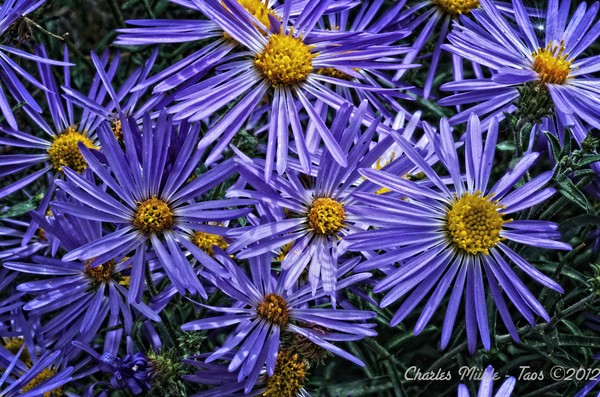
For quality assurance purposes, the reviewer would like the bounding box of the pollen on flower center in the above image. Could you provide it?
[317,67,354,81]
[307,197,345,235]
[532,41,573,85]
[433,0,479,15]
[133,197,174,234]
[190,231,228,257]
[21,368,64,397]
[4,338,31,366]
[256,293,289,326]
[255,32,315,86]
[47,126,96,173]
[85,260,116,283]
[111,119,123,141]
[445,191,506,255]
[262,351,306,397]
[237,0,277,29]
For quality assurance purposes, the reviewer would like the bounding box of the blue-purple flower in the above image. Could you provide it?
[53,112,251,302]
[347,114,571,353]
[227,102,405,296]
[181,251,376,392]
[440,0,600,129]
[4,190,160,355]
[164,0,412,178]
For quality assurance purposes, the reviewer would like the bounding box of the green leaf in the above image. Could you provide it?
[496,141,515,151]
[0,195,42,218]
[544,131,562,164]
[555,174,590,212]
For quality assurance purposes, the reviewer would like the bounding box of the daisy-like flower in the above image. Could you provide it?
[0,344,73,397]
[227,102,410,296]
[167,0,412,178]
[184,350,311,397]
[54,112,251,302]
[4,190,160,354]
[440,0,600,129]
[115,0,355,96]
[375,0,529,98]
[0,324,73,397]
[346,114,571,353]
[0,46,118,202]
[181,251,376,393]
[458,366,515,397]
[0,0,71,130]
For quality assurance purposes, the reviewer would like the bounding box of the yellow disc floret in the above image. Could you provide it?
[317,67,354,81]
[21,368,64,397]
[255,32,315,86]
[47,127,96,173]
[237,0,277,29]
[256,293,289,327]
[85,260,115,283]
[133,197,174,234]
[110,119,123,141]
[433,0,479,15]
[307,197,345,235]
[4,338,31,366]
[262,351,306,397]
[446,191,506,255]
[532,41,573,85]
[190,232,229,257]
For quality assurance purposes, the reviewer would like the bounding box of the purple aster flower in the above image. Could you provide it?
[163,0,412,178]
[0,0,71,130]
[4,189,161,356]
[227,101,410,296]
[0,344,73,397]
[346,114,571,353]
[115,0,356,96]
[457,366,515,397]
[0,46,121,221]
[181,251,376,392]
[54,112,251,302]
[0,318,73,397]
[73,341,153,396]
[184,350,311,397]
[440,0,600,129]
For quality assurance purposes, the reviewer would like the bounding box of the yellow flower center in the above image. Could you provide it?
[4,338,31,366]
[307,197,345,235]
[256,293,289,326]
[276,241,294,261]
[532,41,573,85]
[190,232,228,257]
[445,191,506,255]
[47,127,96,173]
[237,0,277,29]
[111,119,123,141]
[433,0,479,15]
[133,197,174,234]
[84,260,115,283]
[21,368,64,397]
[255,32,315,86]
[262,351,306,397]
[317,67,354,81]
